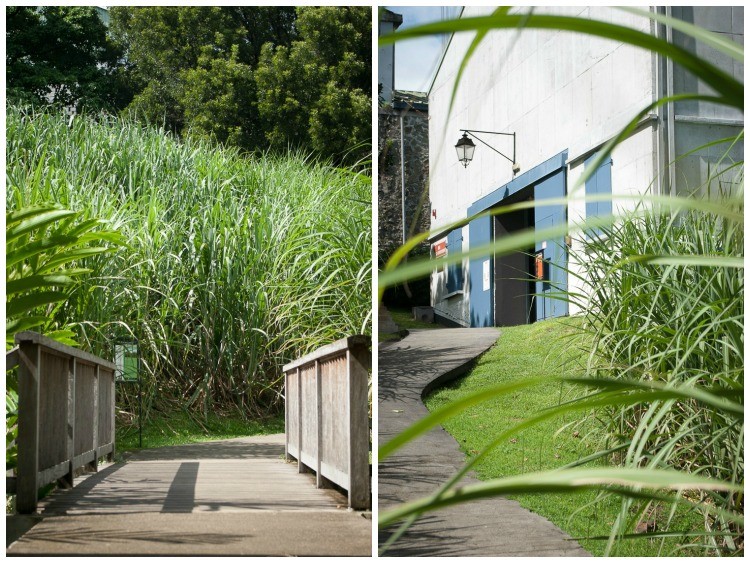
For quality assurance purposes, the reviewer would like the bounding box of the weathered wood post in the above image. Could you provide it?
[63,357,76,489]
[12,332,117,514]
[347,340,370,510]
[315,359,322,488]
[16,339,41,514]
[283,335,371,510]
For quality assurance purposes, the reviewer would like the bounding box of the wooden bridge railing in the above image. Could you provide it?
[283,335,371,510]
[6,331,116,514]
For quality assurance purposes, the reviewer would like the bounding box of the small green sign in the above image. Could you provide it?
[115,343,138,382]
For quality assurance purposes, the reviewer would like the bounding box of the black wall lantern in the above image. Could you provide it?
[455,129,520,174]
[455,132,476,167]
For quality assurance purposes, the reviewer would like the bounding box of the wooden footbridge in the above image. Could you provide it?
[6,333,372,556]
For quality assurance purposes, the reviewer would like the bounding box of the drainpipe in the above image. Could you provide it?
[400,113,407,244]
[399,112,413,299]
[665,6,676,195]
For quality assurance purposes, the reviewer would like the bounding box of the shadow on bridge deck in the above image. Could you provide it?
[7,434,371,556]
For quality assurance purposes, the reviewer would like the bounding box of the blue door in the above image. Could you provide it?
[465,151,568,327]
[468,215,493,327]
[533,169,568,321]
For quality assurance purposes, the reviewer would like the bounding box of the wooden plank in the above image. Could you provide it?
[319,354,348,488]
[38,350,68,470]
[65,357,76,488]
[34,437,350,518]
[315,359,322,488]
[88,365,99,472]
[97,443,114,457]
[286,370,299,461]
[300,364,317,474]
[38,461,69,487]
[6,346,19,371]
[282,335,369,372]
[296,367,305,474]
[284,372,290,461]
[14,331,116,370]
[16,342,41,514]
[75,362,96,457]
[7,476,17,495]
[69,442,112,471]
[109,368,116,461]
[320,461,349,491]
[72,449,97,470]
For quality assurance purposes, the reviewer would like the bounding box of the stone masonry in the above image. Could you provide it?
[377,92,430,265]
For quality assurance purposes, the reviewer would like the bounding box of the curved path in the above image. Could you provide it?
[7,434,371,556]
[378,328,589,557]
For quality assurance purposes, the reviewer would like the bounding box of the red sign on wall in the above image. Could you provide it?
[434,240,447,257]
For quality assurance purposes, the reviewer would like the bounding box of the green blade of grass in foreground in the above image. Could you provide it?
[379,467,743,527]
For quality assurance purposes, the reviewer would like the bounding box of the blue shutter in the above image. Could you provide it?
[534,169,568,321]
[469,216,493,327]
[446,229,463,294]
[585,153,612,235]
[585,154,599,219]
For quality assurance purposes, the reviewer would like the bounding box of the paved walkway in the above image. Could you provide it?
[7,434,371,556]
[378,328,589,556]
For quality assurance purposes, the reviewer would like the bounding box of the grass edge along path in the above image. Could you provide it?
[115,411,285,458]
[424,318,708,557]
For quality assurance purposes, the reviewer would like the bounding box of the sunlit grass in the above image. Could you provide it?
[425,319,708,556]
[115,411,285,456]
[7,105,371,420]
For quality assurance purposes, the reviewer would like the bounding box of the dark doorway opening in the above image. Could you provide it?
[493,185,535,326]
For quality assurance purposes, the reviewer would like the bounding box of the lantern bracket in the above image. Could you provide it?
[460,129,518,172]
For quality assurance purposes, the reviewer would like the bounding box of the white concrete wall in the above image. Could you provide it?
[429,6,656,230]
[429,6,659,319]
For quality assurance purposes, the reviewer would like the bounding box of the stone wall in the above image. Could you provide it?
[378,106,430,260]
[378,103,431,306]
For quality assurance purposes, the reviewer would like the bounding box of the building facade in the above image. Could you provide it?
[428,6,743,327]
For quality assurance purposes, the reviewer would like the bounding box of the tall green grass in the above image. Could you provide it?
[6,105,371,420]
[566,193,744,553]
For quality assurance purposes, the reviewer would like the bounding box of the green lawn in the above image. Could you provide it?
[388,307,442,330]
[424,318,706,557]
[115,410,284,457]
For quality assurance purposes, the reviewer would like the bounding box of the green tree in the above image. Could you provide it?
[109,6,296,146]
[255,6,371,165]
[181,45,258,149]
[6,6,127,111]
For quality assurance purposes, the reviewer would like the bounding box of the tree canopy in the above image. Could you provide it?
[6,6,127,111]
[255,7,371,164]
[6,6,371,165]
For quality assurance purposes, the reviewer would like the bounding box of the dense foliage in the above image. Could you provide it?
[6,6,371,165]
[5,204,121,471]
[255,7,371,164]
[6,105,371,421]
[107,6,295,150]
[570,193,743,553]
[6,6,128,111]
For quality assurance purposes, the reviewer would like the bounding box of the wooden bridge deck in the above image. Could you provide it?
[6,434,372,556]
